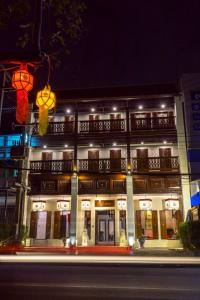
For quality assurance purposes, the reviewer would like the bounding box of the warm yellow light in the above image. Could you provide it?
[36,85,56,109]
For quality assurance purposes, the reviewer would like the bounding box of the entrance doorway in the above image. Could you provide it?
[36,211,47,239]
[95,210,115,244]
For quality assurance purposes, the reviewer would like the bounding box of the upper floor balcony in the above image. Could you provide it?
[31,113,176,136]
[30,156,179,174]
[131,116,175,131]
[132,156,179,173]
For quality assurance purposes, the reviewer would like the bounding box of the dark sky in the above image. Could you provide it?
[53,0,200,89]
[1,0,200,90]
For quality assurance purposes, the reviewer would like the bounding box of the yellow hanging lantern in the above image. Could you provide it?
[36,85,56,136]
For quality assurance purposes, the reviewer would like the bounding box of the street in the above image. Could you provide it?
[0,262,200,299]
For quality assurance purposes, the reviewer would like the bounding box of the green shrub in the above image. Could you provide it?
[0,224,15,241]
[179,221,200,250]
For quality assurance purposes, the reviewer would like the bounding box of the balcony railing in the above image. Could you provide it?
[79,158,127,172]
[79,119,125,133]
[131,116,175,131]
[30,160,73,173]
[32,121,74,135]
[132,157,179,172]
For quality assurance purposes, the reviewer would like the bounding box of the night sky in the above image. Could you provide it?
[2,0,200,90]
[53,0,200,89]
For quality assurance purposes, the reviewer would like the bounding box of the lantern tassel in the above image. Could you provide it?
[16,90,29,124]
[39,105,49,136]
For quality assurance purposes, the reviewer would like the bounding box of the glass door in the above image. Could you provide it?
[95,210,115,244]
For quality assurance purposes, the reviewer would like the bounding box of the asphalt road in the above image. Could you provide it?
[0,263,200,299]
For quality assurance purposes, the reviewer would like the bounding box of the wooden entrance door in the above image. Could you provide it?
[110,149,121,171]
[110,114,121,131]
[137,149,148,172]
[89,115,99,132]
[88,150,99,171]
[63,151,73,172]
[159,148,172,170]
[64,116,74,132]
[42,152,53,172]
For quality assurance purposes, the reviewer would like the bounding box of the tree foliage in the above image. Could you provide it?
[0,0,87,66]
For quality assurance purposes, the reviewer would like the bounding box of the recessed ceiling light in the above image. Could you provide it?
[141,141,144,145]
[91,107,95,112]
[66,109,71,113]
[138,105,143,110]
[89,143,93,147]
[43,145,47,149]
[113,142,117,146]
[64,144,68,148]
[161,104,166,109]
[163,140,167,144]
[112,106,117,111]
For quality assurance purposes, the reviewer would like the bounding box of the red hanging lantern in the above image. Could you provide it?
[12,64,33,124]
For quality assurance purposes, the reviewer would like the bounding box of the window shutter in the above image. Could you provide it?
[29,211,37,238]
[152,211,158,239]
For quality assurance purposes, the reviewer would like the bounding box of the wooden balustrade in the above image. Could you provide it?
[32,121,74,135]
[79,158,127,172]
[30,160,73,173]
[132,156,179,172]
[131,116,175,131]
[79,119,125,133]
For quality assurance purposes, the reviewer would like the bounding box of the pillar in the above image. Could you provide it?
[126,175,135,246]
[175,95,191,219]
[70,174,78,245]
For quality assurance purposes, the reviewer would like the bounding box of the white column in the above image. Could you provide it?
[70,174,78,245]
[126,175,135,246]
[175,95,191,219]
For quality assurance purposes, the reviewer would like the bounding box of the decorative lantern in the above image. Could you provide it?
[117,199,127,210]
[36,85,56,136]
[165,199,179,210]
[57,200,70,211]
[81,200,91,210]
[12,64,33,124]
[32,201,46,211]
[139,199,152,210]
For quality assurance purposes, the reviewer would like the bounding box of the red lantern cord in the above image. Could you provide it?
[12,64,33,124]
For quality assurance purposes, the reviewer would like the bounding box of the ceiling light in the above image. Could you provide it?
[138,105,143,110]
[141,141,144,145]
[43,145,47,149]
[66,109,71,114]
[89,143,93,147]
[161,104,166,109]
[112,106,117,111]
[113,142,117,146]
[91,108,95,112]
[64,144,68,148]
[163,140,167,144]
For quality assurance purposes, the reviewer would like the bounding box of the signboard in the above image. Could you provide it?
[95,200,115,207]
[181,75,200,181]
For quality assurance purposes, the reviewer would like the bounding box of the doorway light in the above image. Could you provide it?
[64,144,68,148]
[89,143,93,147]
[43,145,47,149]
[163,140,167,144]
[112,142,117,146]
[112,106,117,111]
[161,104,166,109]
[66,109,71,114]
[91,107,95,112]
[138,105,143,110]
